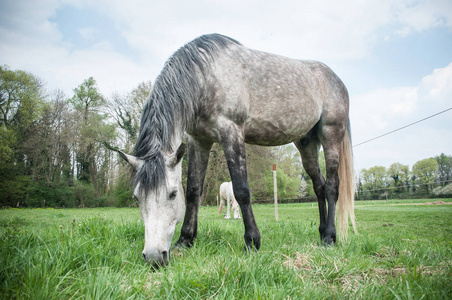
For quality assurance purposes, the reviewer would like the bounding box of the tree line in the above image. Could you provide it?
[357,154,452,200]
[0,66,304,208]
[1,65,450,208]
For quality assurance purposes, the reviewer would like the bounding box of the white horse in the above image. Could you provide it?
[218,182,241,219]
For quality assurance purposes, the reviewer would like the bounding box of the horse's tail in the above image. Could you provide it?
[218,199,223,215]
[337,122,357,241]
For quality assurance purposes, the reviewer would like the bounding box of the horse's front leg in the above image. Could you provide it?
[220,125,261,252]
[175,137,212,249]
[225,196,231,219]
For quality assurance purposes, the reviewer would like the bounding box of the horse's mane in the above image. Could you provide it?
[133,34,241,195]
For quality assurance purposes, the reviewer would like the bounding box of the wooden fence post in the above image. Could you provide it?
[273,164,278,221]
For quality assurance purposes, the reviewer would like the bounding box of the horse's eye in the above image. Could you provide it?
[169,190,177,200]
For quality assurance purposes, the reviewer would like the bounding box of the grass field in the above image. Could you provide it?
[1,199,451,299]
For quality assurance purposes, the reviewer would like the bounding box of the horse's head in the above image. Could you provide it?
[119,144,186,267]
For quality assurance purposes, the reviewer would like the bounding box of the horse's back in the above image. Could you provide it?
[193,44,349,146]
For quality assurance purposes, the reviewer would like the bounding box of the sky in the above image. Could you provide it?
[1,0,451,172]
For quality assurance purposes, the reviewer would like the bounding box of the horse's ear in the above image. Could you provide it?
[103,142,142,170]
[118,150,142,170]
[168,143,186,168]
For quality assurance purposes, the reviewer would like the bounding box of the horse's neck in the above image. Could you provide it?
[167,122,185,153]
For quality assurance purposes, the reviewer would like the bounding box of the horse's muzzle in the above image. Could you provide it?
[143,250,170,268]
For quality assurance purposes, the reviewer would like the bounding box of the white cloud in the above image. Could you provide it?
[351,86,418,135]
[2,0,452,94]
[394,0,452,36]
[419,62,452,101]
[78,27,98,42]
[351,63,452,170]
[1,0,451,172]
[103,0,393,61]
[0,0,150,96]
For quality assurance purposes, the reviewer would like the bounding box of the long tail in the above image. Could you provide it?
[218,200,223,215]
[337,122,357,241]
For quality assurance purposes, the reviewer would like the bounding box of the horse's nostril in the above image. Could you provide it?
[142,253,146,261]
[161,251,169,262]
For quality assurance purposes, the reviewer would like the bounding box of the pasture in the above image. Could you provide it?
[1,199,451,299]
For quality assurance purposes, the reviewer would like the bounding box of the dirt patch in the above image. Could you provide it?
[358,201,452,207]
[420,200,451,205]
[283,252,313,271]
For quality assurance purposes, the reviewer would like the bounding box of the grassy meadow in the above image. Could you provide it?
[1,199,451,299]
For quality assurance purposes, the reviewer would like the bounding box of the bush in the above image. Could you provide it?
[433,184,452,198]
[73,183,96,207]
[27,182,75,208]
[112,178,135,207]
[25,181,135,208]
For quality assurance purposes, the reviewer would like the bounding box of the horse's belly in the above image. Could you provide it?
[244,115,316,146]
[243,92,322,146]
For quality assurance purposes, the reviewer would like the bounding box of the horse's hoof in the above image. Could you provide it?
[173,243,184,250]
[174,236,195,249]
[243,244,258,254]
[323,236,336,246]
[244,234,261,253]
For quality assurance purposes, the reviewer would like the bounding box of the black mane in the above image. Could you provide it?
[133,34,241,195]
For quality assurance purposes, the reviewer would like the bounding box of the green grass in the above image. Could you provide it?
[1,200,451,299]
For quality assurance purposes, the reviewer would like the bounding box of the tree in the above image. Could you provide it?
[388,162,409,192]
[0,126,15,162]
[69,77,116,200]
[412,158,439,193]
[435,153,452,186]
[273,145,302,178]
[0,66,45,207]
[201,143,229,205]
[107,80,151,150]
[400,164,410,192]
[271,145,304,199]
[106,80,151,206]
[0,65,44,128]
[247,145,277,200]
[274,169,300,199]
[0,66,44,159]
[23,92,78,208]
[360,166,388,199]
[70,77,104,184]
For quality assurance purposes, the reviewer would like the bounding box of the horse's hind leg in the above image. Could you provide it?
[295,138,327,240]
[220,125,260,251]
[175,137,212,249]
[321,124,347,245]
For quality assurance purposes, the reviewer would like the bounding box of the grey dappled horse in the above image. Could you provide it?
[117,34,356,267]
[218,181,241,220]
